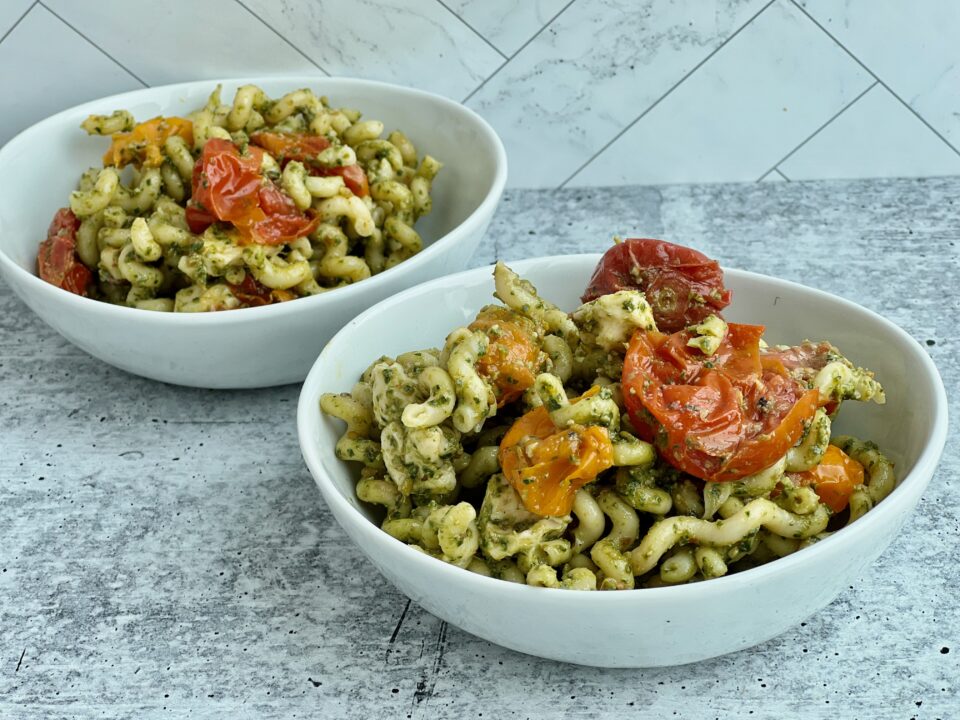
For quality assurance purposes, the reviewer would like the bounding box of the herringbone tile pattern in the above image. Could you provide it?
[1,0,958,187]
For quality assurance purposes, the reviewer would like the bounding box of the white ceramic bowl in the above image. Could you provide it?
[0,76,506,388]
[297,255,947,667]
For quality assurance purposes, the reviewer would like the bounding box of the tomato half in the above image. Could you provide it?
[793,445,864,513]
[252,183,320,245]
[250,131,369,197]
[760,341,842,413]
[249,131,330,163]
[184,204,217,234]
[103,116,193,168]
[499,403,614,516]
[319,163,369,198]
[37,208,92,296]
[186,138,318,244]
[622,323,819,482]
[582,238,731,333]
[228,273,296,307]
[468,306,543,407]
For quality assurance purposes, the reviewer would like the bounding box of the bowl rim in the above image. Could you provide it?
[298,253,949,602]
[0,74,508,325]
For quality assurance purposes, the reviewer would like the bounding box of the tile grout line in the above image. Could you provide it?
[461,0,578,104]
[0,0,37,46]
[38,1,147,86]
[756,168,785,182]
[233,0,330,75]
[755,80,878,181]
[789,0,960,159]
[555,0,777,190]
[434,0,508,61]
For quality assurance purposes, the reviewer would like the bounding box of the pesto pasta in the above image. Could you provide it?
[320,255,895,591]
[36,84,441,311]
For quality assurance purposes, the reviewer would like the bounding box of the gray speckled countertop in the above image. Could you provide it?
[2,177,958,719]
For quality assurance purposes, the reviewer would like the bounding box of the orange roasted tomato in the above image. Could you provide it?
[249,130,370,197]
[622,323,819,483]
[468,306,544,407]
[499,396,614,516]
[793,445,864,513]
[185,138,319,245]
[103,116,193,168]
[249,130,330,162]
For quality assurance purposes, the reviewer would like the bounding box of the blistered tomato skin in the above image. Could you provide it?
[582,238,731,333]
[621,322,819,483]
[37,208,92,296]
[793,444,865,513]
[499,405,614,516]
[468,306,543,407]
[249,131,369,197]
[186,138,318,244]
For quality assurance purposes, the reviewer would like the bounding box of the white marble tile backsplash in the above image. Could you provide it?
[569,0,873,186]
[442,0,568,56]
[466,0,772,187]
[0,0,956,188]
[241,0,503,98]
[0,0,32,39]
[799,0,960,151]
[0,5,143,145]
[43,0,323,85]
[780,84,960,181]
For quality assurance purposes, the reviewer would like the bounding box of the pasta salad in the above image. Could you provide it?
[321,239,893,590]
[37,84,441,311]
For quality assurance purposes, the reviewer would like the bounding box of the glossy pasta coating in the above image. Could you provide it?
[320,264,896,589]
[40,85,441,310]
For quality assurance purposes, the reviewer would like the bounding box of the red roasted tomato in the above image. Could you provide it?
[185,138,318,244]
[582,238,731,333]
[250,130,369,197]
[37,208,92,296]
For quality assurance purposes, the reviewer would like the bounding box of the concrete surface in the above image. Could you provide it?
[1,177,957,719]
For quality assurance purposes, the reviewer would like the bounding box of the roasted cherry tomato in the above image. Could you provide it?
[249,131,331,163]
[468,306,543,407]
[499,402,614,516]
[189,138,264,227]
[582,238,731,333]
[252,183,320,245]
[186,138,318,244]
[320,163,370,198]
[228,273,296,307]
[250,130,369,197]
[37,208,92,296]
[793,444,864,513]
[103,116,193,168]
[760,341,842,413]
[622,323,819,482]
[184,203,216,234]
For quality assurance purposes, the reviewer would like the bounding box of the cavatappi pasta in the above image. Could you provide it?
[37,85,441,311]
[320,262,894,591]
